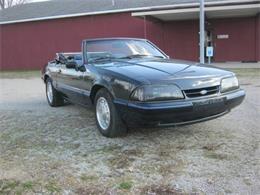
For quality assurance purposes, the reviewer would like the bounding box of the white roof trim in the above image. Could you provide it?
[0,0,258,25]
[132,3,260,17]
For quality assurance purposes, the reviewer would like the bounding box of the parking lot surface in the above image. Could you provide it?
[0,71,259,194]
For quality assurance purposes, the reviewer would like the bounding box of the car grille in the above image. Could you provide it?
[184,86,219,98]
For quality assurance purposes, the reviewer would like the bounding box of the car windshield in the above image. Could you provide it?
[85,39,166,63]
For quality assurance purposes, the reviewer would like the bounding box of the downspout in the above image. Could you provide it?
[143,16,147,39]
[200,0,205,64]
[256,13,260,61]
[0,24,2,70]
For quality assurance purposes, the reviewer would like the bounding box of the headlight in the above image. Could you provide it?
[221,76,239,93]
[131,84,184,102]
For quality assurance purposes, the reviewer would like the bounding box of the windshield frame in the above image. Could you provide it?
[82,38,169,64]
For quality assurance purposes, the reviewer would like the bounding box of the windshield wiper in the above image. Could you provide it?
[91,54,165,62]
[90,56,116,62]
[120,54,164,59]
[152,56,165,59]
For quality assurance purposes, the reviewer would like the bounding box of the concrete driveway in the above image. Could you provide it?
[0,70,259,194]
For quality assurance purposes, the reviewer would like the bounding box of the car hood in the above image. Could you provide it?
[98,58,234,89]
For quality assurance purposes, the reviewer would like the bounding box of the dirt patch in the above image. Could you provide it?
[138,184,184,195]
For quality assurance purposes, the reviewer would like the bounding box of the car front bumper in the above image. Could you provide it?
[115,89,245,127]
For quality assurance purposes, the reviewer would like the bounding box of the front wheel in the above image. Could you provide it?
[46,78,64,107]
[94,88,127,138]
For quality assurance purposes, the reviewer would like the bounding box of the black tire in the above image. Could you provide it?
[94,88,127,138]
[46,78,64,107]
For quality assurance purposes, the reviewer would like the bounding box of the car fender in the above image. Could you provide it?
[42,68,51,83]
[90,79,116,103]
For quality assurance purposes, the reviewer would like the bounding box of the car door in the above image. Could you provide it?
[79,64,96,105]
[56,63,87,105]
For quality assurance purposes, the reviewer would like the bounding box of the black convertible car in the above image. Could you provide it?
[42,38,245,137]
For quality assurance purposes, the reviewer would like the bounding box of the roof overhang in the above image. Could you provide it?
[132,3,260,21]
[0,0,259,25]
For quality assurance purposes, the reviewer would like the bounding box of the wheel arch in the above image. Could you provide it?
[90,82,115,104]
[43,74,51,83]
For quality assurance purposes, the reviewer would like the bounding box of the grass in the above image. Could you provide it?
[226,68,260,77]
[118,181,133,190]
[96,145,122,154]
[203,151,230,160]
[0,179,63,194]
[0,70,41,79]
[22,181,35,190]
[0,180,37,195]
[140,184,181,194]
[80,174,98,182]
[45,181,61,193]
[0,180,20,193]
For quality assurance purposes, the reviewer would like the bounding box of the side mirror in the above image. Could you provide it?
[66,61,77,69]
[58,53,67,64]
[55,59,60,64]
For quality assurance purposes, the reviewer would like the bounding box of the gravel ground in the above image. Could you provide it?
[0,73,259,195]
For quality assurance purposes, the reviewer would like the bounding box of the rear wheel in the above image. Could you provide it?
[46,78,64,107]
[94,88,127,138]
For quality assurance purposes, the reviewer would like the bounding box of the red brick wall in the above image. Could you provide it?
[0,25,2,69]
[0,13,157,70]
[145,19,165,51]
[0,13,258,70]
[211,17,257,62]
[256,14,260,61]
[163,20,199,61]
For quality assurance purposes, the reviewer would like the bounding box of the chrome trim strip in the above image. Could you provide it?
[58,83,90,96]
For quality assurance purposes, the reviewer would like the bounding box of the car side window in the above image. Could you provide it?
[71,55,83,66]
